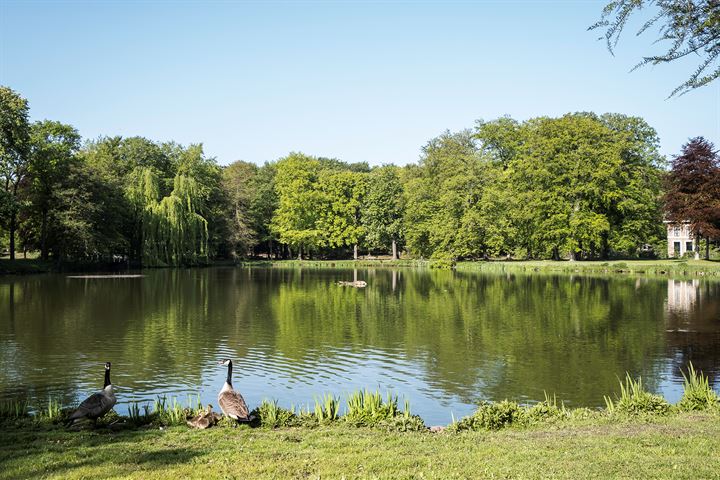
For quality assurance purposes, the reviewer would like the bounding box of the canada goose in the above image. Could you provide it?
[217,359,251,422]
[186,404,221,429]
[66,362,117,426]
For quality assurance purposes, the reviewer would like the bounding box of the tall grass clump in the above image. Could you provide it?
[38,397,63,422]
[0,399,29,420]
[450,400,525,431]
[128,402,152,425]
[604,374,670,416]
[676,363,720,412]
[523,392,569,424]
[314,394,340,423]
[256,399,297,428]
[153,396,194,425]
[343,389,425,431]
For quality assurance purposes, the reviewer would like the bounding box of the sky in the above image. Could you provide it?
[1,0,718,166]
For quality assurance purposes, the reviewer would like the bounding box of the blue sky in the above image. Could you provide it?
[1,0,718,166]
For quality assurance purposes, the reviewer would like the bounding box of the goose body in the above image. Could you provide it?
[217,359,250,421]
[66,362,117,425]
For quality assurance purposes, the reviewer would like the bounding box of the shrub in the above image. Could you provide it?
[676,363,720,412]
[522,393,568,425]
[450,400,524,431]
[604,374,671,416]
[256,399,297,428]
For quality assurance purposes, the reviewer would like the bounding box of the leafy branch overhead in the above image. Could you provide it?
[590,0,720,96]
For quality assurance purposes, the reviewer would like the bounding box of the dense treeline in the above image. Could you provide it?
[1,85,713,265]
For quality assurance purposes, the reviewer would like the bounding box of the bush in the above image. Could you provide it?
[676,363,720,412]
[604,374,671,416]
[450,400,524,431]
[256,399,297,428]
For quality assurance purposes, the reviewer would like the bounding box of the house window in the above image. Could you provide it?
[673,227,681,237]
[674,242,681,255]
[686,242,694,253]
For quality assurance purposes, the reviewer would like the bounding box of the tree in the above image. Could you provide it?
[249,162,279,258]
[223,160,259,257]
[362,165,405,259]
[591,0,720,96]
[317,169,367,259]
[402,130,488,260]
[25,120,81,260]
[270,153,325,259]
[0,86,30,260]
[663,137,720,259]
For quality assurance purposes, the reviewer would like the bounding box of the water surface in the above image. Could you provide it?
[1,267,718,425]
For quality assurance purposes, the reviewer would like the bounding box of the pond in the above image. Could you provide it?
[1,267,719,426]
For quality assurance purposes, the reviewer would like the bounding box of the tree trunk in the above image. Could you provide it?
[391,239,397,260]
[9,211,16,261]
[354,244,358,260]
[706,236,710,260]
[695,233,700,260]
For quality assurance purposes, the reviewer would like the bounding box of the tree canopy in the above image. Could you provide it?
[1,86,697,265]
[591,0,720,96]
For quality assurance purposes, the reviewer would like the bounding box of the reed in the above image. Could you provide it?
[41,397,63,421]
[604,374,671,416]
[677,363,720,412]
[314,394,339,423]
[257,399,297,428]
[0,399,29,419]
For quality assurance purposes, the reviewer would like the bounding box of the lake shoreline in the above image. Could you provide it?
[1,413,718,478]
[3,257,719,277]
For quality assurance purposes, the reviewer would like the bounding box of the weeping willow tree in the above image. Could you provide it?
[127,167,208,266]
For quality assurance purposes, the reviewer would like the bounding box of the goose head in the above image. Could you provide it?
[218,359,232,366]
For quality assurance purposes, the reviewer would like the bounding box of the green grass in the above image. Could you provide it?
[238,258,720,277]
[1,414,718,479]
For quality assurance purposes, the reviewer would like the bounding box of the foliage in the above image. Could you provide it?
[256,399,298,428]
[0,85,31,260]
[590,0,720,96]
[604,374,671,415]
[0,399,29,419]
[663,137,720,259]
[676,363,720,411]
[362,165,404,257]
[449,400,525,431]
[314,393,340,423]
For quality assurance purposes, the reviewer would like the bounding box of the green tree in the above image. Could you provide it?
[317,169,367,259]
[223,160,259,257]
[591,0,720,96]
[25,120,81,260]
[402,130,489,260]
[0,86,31,260]
[249,162,279,258]
[362,165,405,259]
[270,153,325,259]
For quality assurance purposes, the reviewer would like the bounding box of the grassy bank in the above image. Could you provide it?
[1,371,719,478]
[245,258,720,277]
[1,414,718,479]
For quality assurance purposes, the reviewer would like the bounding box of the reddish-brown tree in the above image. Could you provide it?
[663,137,720,259]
